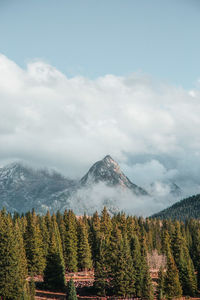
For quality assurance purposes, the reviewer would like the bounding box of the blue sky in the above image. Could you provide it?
[1,0,200,88]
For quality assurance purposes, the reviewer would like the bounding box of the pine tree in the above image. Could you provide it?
[39,216,50,258]
[64,210,78,272]
[172,222,197,296]
[91,211,101,264]
[192,227,200,289]
[14,220,28,292]
[142,264,154,300]
[94,238,109,296]
[164,254,182,300]
[161,228,171,256]
[157,267,165,300]
[24,211,46,274]
[78,219,93,271]
[66,278,78,300]
[130,234,143,297]
[0,212,27,299]
[100,207,112,239]
[43,230,66,291]
[111,233,135,297]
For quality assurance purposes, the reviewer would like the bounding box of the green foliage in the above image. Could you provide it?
[43,227,66,291]
[111,233,135,298]
[94,238,109,296]
[142,264,154,300]
[0,212,27,299]
[24,211,46,274]
[66,278,78,300]
[164,254,182,300]
[78,219,93,271]
[157,267,165,300]
[130,235,143,297]
[64,210,78,272]
[172,222,197,296]
[152,194,200,221]
[0,208,200,298]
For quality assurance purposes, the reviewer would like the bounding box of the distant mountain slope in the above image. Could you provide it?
[151,194,200,221]
[0,162,76,213]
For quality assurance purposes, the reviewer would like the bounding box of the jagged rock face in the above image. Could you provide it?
[81,155,148,195]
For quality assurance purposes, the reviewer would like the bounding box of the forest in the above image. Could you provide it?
[0,207,200,299]
[152,194,200,221]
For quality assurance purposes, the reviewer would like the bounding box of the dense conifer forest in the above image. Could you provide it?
[1,207,200,299]
[152,194,200,221]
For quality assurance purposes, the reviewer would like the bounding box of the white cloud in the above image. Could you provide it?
[0,54,200,212]
[121,160,178,187]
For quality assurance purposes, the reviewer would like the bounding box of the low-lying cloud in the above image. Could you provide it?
[0,54,200,214]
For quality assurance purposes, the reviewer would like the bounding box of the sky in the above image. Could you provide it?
[1,0,200,88]
[0,1,200,213]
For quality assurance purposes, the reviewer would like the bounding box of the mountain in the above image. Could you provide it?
[0,156,148,214]
[151,194,200,221]
[0,162,76,213]
[80,155,148,195]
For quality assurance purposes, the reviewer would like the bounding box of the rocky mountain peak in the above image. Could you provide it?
[80,155,148,195]
[103,155,115,163]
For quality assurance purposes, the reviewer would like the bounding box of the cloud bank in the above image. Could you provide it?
[0,54,200,214]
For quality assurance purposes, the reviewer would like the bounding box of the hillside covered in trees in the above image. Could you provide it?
[152,194,200,221]
[1,207,200,299]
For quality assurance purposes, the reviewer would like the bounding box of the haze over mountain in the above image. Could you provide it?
[0,155,153,215]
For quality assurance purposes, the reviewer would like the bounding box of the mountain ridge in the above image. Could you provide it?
[0,155,148,214]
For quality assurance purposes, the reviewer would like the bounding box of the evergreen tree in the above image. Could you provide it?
[142,263,154,300]
[164,254,182,300]
[100,207,112,239]
[64,210,78,272]
[78,219,93,271]
[43,230,66,291]
[111,233,135,297]
[43,215,65,290]
[172,222,197,296]
[0,213,27,299]
[24,211,46,274]
[90,211,101,264]
[130,234,143,297]
[66,278,78,300]
[157,267,165,300]
[192,227,200,289]
[14,220,28,293]
[161,228,171,256]
[39,216,50,258]
[94,238,109,296]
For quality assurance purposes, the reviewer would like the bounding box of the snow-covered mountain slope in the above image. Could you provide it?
[80,155,148,195]
[0,156,148,214]
[0,162,76,213]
